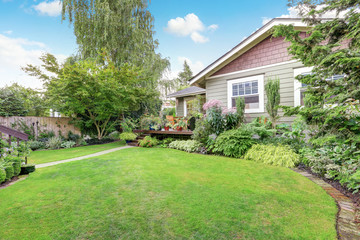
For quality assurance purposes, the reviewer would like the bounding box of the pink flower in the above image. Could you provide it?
[203,99,223,111]
[222,107,237,115]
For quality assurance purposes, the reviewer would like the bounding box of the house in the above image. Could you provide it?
[168,18,316,124]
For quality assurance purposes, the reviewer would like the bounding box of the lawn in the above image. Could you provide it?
[27,140,125,165]
[0,148,337,239]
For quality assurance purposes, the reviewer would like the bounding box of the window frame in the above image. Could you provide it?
[294,67,313,107]
[227,74,264,113]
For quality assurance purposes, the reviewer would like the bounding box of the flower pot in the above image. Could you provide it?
[176,127,183,131]
[125,140,132,144]
[164,126,170,131]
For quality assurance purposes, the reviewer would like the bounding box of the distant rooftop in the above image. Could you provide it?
[167,86,206,98]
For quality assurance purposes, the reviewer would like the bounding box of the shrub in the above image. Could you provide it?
[12,157,22,176]
[243,144,300,168]
[4,164,14,181]
[213,128,254,158]
[161,138,175,146]
[138,136,159,148]
[119,132,137,141]
[46,136,63,149]
[28,140,45,151]
[192,118,212,144]
[108,131,120,140]
[169,140,203,153]
[86,138,113,145]
[0,168,6,183]
[20,164,36,175]
[67,131,81,142]
[61,141,76,149]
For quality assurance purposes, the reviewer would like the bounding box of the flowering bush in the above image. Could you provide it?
[138,136,159,148]
[169,140,203,153]
[203,99,222,111]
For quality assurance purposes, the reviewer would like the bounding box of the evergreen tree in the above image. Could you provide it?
[177,61,193,88]
[273,0,360,140]
[265,77,281,128]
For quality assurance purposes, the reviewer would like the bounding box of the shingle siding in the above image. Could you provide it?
[206,61,304,124]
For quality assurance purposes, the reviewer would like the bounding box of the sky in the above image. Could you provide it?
[0,0,300,89]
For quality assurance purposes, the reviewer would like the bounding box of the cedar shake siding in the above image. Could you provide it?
[212,36,293,76]
[206,61,304,124]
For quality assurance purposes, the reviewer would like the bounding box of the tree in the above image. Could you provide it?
[24,52,158,139]
[265,77,281,128]
[0,87,27,117]
[272,0,360,140]
[60,0,169,90]
[236,97,245,125]
[176,61,193,89]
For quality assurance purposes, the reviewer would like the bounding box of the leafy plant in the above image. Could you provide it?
[243,144,300,168]
[192,118,212,144]
[28,140,45,151]
[174,118,187,129]
[61,141,76,149]
[213,128,254,158]
[236,96,245,125]
[46,136,62,150]
[119,132,137,141]
[4,164,14,181]
[265,77,280,128]
[0,168,5,183]
[20,164,36,175]
[121,118,137,132]
[138,136,159,148]
[169,140,203,153]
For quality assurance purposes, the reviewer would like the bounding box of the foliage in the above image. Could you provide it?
[213,128,254,158]
[11,157,22,176]
[121,118,137,133]
[161,138,175,146]
[192,118,212,144]
[173,118,187,129]
[222,108,240,131]
[273,0,360,147]
[204,100,224,135]
[265,77,281,128]
[108,131,120,140]
[67,131,81,143]
[243,144,300,168]
[61,141,76,149]
[138,136,159,148]
[0,86,27,117]
[46,137,63,150]
[119,132,137,141]
[0,168,5,183]
[243,118,276,139]
[176,61,193,88]
[140,115,162,130]
[28,140,45,151]
[169,140,203,153]
[4,164,14,181]
[236,97,245,125]
[20,165,36,175]
[162,108,175,118]
[186,95,205,116]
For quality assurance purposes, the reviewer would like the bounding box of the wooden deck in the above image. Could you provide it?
[134,129,193,135]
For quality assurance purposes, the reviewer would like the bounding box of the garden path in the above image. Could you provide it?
[293,169,360,239]
[36,146,134,169]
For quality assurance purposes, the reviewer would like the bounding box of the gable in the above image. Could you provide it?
[211,35,292,77]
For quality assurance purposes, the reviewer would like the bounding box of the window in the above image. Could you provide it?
[294,67,344,107]
[227,75,264,113]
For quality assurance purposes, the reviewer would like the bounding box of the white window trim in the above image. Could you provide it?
[183,100,187,117]
[227,74,264,113]
[294,67,313,107]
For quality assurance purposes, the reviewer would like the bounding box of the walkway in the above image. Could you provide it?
[293,169,360,240]
[36,145,134,168]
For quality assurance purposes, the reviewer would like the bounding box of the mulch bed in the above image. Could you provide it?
[297,164,360,208]
[0,175,28,190]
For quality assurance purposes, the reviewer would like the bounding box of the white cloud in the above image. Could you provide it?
[262,5,348,25]
[190,32,209,43]
[33,0,62,17]
[3,30,13,35]
[165,13,218,43]
[0,34,66,89]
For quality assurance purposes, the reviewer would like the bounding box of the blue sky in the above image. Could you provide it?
[0,0,295,89]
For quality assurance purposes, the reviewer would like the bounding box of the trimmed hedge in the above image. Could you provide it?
[20,165,36,175]
[4,165,14,181]
[12,158,22,176]
[0,168,5,183]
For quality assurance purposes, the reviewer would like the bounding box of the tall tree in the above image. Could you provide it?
[176,61,193,89]
[273,0,360,139]
[265,77,281,128]
[0,87,27,117]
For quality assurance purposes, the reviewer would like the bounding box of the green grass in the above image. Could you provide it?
[0,148,337,239]
[28,140,125,165]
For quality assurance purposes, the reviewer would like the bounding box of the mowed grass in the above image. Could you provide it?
[0,148,337,239]
[28,140,125,165]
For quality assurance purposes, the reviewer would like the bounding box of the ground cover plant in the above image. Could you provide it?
[27,141,125,165]
[0,148,336,239]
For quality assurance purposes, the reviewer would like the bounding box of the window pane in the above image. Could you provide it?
[244,95,259,109]
[232,84,238,96]
[232,98,236,108]
[239,83,244,95]
[252,81,258,94]
[300,90,305,106]
[245,82,251,95]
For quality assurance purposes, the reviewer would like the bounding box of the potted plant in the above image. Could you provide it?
[119,132,137,144]
[164,122,172,131]
[174,119,187,131]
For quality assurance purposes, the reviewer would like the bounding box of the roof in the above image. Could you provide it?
[167,86,206,98]
[189,18,310,85]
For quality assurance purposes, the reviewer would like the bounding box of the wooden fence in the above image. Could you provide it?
[0,117,81,139]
